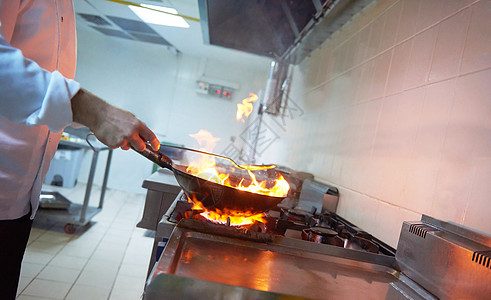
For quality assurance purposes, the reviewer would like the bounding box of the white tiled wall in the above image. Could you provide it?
[264,0,491,247]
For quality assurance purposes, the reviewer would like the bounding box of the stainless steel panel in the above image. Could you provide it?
[296,178,338,213]
[198,0,375,65]
[146,223,433,299]
[396,216,491,299]
[145,191,185,279]
[145,273,310,300]
[137,170,181,230]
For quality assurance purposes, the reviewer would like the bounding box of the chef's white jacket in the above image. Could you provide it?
[0,0,81,220]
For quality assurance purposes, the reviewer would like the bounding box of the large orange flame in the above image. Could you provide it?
[186,130,289,198]
[189,129,220,152]
[185,126,289,226]
[186,162,289,198]
[236,93,258,122]
[188,195,266,226]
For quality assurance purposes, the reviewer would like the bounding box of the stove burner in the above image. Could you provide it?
[302,227,344,247]
[178,218,273,243]
[281,207,314,223]
[168,196,277,233]
[168,201,194,223]
[350,235,380,253]
[310,227,338,236]
[167,195,395,256]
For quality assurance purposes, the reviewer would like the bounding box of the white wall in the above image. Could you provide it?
[74,27,270,194]
[261,0,491,247]
[70,0,490,247]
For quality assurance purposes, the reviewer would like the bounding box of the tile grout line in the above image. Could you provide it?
[19,186,118,299]
[106,196,141,300]
[19,220,72,297]
[62,189,125,300]
[302,1,481,97]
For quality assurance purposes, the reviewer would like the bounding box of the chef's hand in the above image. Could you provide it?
[70,88,160,151]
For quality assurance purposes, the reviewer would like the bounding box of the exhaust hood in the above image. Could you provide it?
[198,0,375,65]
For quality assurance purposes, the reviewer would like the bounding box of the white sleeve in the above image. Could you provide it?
[0,33,80,133]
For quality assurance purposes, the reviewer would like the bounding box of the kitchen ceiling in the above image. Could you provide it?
[74,0,272,68]
[75,0,374,67]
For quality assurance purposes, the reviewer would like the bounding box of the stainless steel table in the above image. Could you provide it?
[37,138,113,234]
[144,219,435,300]
[137,169,181,231]
[138,169,181,278]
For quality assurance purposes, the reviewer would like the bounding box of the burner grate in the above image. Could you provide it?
[167,196,395,256]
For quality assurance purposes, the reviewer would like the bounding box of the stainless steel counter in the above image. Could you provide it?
[396,215,491,299]
[141,168,180,193]
[145,220,435,300]
[137,169,181,231]
[38,137,113,233]
[138,169,181,278]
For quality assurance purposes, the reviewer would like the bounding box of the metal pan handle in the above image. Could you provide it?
[132,145,173,170]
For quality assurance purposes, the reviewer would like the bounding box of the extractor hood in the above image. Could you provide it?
[198,0,375,64]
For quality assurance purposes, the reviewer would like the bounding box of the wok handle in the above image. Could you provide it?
[132,145,173,170]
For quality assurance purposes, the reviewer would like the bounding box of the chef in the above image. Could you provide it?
[0,1,160,298]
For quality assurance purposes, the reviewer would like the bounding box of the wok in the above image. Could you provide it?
[133,145,287,215]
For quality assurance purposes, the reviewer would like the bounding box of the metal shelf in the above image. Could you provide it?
[38,137,113,233]
[37,203,101,226]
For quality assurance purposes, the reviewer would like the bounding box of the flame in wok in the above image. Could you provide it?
[187,130,289,198]
[185,126,289,226]
[185,159,289,198]
[189,129,220,152]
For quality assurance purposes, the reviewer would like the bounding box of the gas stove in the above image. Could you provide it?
[143,181,490,299]
[165,191,395,257]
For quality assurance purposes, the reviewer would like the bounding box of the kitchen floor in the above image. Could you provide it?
[16,183,153,300]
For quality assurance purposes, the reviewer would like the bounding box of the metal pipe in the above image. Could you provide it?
[99,149,113,209]
[250,60,277,163]
[81,150,99,224]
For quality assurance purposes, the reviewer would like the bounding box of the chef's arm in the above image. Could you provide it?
[0,26,82,129]
[71,88,160,151]
[0,31,159,151]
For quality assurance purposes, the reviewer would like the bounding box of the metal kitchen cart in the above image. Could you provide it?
[37,137,113,234]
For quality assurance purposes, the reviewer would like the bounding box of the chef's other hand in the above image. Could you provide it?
[71,88,160,151]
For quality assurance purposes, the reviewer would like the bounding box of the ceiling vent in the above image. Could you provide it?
[198,0,375,64]
[90,26,133,40]
[78,13,111,26]
[77,13,177,49]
